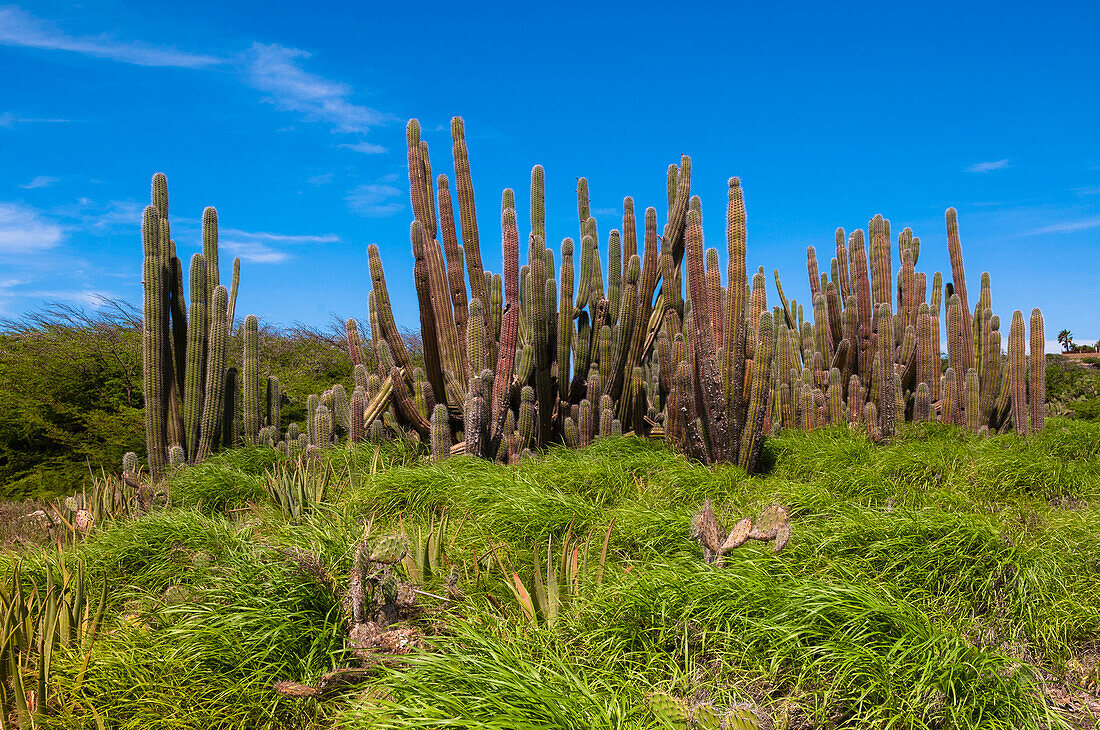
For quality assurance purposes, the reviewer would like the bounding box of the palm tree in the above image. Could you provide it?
[1057,329,1073,352]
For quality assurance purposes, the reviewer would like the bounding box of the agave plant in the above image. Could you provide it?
[400,509,454,587]
[0,558,107,728]
[497,521,614,628]
[262,460,334,522]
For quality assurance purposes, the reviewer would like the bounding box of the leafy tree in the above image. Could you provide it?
[0,301,144,498]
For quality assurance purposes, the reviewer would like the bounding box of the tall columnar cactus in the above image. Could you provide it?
[142,203,169,477]
[724,178,747,453]
[946,208,974,382]
[684,209,733,462]
[242,315,260,445]
[490,197,521,445]
[314,404,333,447]
[942,367,958,426]
[430,403,450,461]
[332,383,350,433]
[1029,308,1045,432]
[451,117,487,309]
[467,298,487,378]
[267,375,281,433]
[226,257,240,332]
[411,222,450,407]
[517,386,535,449]
[346,318,364,369]
[349,388,366,443]
[827,367,844,424]
[869,215,891,308]
[182,254,207,463]
[436,174,470,347]
[914,382,931,422]
[1008,310,1028,436]
[875,304,896,437]
[557,237,575,392]
[739,311,774,472]
[196,286,229,460]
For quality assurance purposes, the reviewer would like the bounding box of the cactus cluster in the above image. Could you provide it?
[350,125,790,472]
[340,119,1045,472]
[141,174,270,474]
[142,121,1048,475]
[783,210,1046,439]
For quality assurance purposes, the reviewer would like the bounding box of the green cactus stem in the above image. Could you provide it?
[942,367,958,426]
[684,209,733,462]
[1029,308,1045,432]
[242,315,260,445]
[1008,310,1028,435]
[965,368,980,434]
[451,117,487,309]
[739,311,774,473]
[182,253,207,463]
[946,208,975,382]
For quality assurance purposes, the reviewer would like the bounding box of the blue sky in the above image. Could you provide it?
[1,1,1097,351]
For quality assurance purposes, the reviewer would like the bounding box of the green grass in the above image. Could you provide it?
[4,419,1100,728]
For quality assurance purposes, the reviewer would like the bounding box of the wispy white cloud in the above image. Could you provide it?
[1,8,392,137]
[590,207,619,217]
[22,288,112,306]
[50,197,145,231]
[0,201,64,252]
[307,172,333,186]
[1027,217,1100,235]
[966,159,1011,173]
[243,43,391,134]
[1074,186,1100,196]
[0,5,223,68]
[19,175,57,189]
[346,184,403,217]
[219,241,289,264]
[220,228,338,245]
[218,228,339,264]
[0,111,70,128]
[340,141,387,154]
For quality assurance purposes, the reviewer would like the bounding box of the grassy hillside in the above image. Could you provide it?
[3,420,1099,728]
[0,303,368,501]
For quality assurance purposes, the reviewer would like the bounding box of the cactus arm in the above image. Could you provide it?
[226,257,240,331]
